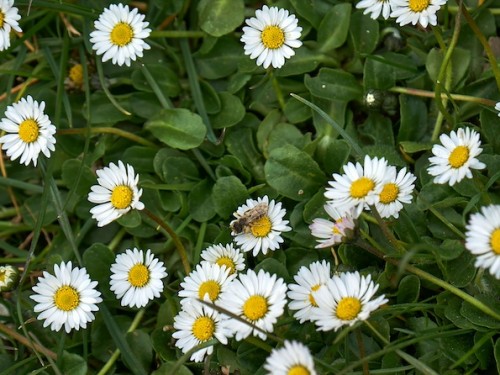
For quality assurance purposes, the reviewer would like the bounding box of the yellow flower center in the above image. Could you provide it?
[216,257,236,274]
[243,295,268,321]
[192,316,215,342]
[490,228,500,255]
[0,11,5,28]
[350,177,375,199]
[18,119,40,143]
[379,183,400,204]
[261,25,285,49]
[198,280,221,301]
[250,216,272,237]
[409,0,430,12]
[128,264,150,287]
[69,64,84,86]
[336,297,362,321]
[308,284,321,307]
[111,185,133,209]
[54,285,80,311]
[288,366,310,375]
[0,269,6,283]
[110,22,134,47]
[448,145,470,168]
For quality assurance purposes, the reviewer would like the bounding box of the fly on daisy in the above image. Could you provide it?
[30,261,102,333]
[200,243,245,275]
[0,96,56,167]
[427,127,486,186]
[374,166,416,219]
[309,205,356,248]
[88,160,145,227]
[264,340,318,375]
[240,5,302,69]
[110,248,167,308]
[390,0,447,28]
[0,0,22,51]
[90,3,151,67]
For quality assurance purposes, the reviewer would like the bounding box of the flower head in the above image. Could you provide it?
[0,0,21,51]
[0,265,18,292]
[90,3,151,67]
[313,271,387,331]
[218,269,287,341]
[356,0,392,19]
[375,166,416,219]
[427,127,486,186]
[240,5,302,69]
[495,102,500,117]
[30,261,102,333]
[88,160,145,227]
[110,248,167,308]
[264,340,317,375]
[0,96,56,167]
[309,205,356,248]
[200,243,245,275]
[230,195,291,257]
[390,0,447,28]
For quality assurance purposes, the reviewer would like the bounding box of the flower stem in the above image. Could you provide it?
[389,86,496,106]
[368,205,406,254]
[58,127,158,148]
[269,69,286,111]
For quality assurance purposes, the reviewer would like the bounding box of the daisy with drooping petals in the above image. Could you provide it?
[240,5,302,69]
[30,261,102,333]
[0,0,21,51]
[200,243,245,275]
[356,0,392,19]
[374,166,416,219]
[110,248,167,308]
[427,127,486,186]
[218,269,287,341]
[312,271,387,332]
[88,160,144,227]
[264,340,317,375]
[173,301,231,363]
[231,195,291,257]
[90,3,151,67]
[324,155,388,218]
[465,205,500,279]
[390,0,447,28]
[287,260,331,323]
[0,96,56,167]
[309,205,356,248]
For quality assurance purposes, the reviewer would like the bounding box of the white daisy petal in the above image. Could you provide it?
[0,0,21,51]
[309,205,357,248]
[356,0,392,19]
[264,340,317,375]
[390,0,446,28]
[200,243,246,275]
[375,166,416,219]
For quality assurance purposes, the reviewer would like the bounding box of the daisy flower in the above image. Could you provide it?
[390,0,447,28]
[374,166,416,219]
[178,262,235,307]
[0,265,18,292]
[309,205,356,248]
[240,5,302,69]
[287,260,331,323]
[173,301,231,362]
[230,195,291,257]
[324,155,388,217]
[495,102,500,117]
[89,3,151,67]
[356,0,392,19]
[313,271,387,332]
[427,127,486,186]
[218,269,287,341]
[200,243,245,275]
[30,261,102,333]
[0,0,21,51]
[264,340,317,375]
[88,160,145,227]
[0,96,56,167]
[465,205,500,279]
[110,248,167,308]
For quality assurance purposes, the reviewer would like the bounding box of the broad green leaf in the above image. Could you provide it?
[317,3,351,53]
[60,351,87,375]
[226,127,266,181]
[495,338,500,374]
[364,56,395,90]
[61,159,95,196]
[399,141,433,154]
[131,65,180,98]
[305,68,363,102]
[426,47,471,90]
[126,330,153,371]
[461,294,500,329]
[481,109,500,153]
[397,96,428,142]
[397,275,420,304]
[210,92,245,129]
[200,80,221,114]
[188,179,216,222]
[195,36,243,79]
[198,0,244,37]
[83,243,115,299]
[85,91,131,124]
[212,176,248,218]
[349,11,379,54]
[275,46,322,77]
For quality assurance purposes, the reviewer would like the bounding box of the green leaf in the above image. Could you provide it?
[189,179,216,222]
[210,92,245,129]
[83,243,115,299]
[495,338,500,374]
[198,0,244,37]
[60,351,87,375]
[195,36,243,79]
[131,65,180,98]
[151,362,193,375]
[126,330,153,371]
[461,294,500,329]
[145,109,207,150]
[397,95,428,142]
[397,275,420,304]
[61,159,95,196]
[85,91,130,124]
[426,47,471,90]
[399,141,434,154]
[226,127,266,181]
[212,176,248,218]
[364,56,396,90]
[481,109,500,153]
[349,11,379,54]
[305,68,363,102]
[317,3,351,52]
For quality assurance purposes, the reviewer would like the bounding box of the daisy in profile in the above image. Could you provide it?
[90,3,151,67]
[356,0,392,19]
[30,261,102,333]
[230,195,291,257]
[287,260,331,323]
[240,5,302,69]
[374,166,416,219]
[110,248,167,308]
[324,155,388,217]
[178,262,235,307]
[0,96,56,167]
[313,271,387,332]
[309,205,356,248]
[465,205,500,279]
[0,0,21,51]
[218,269,287,341]
[0,265,18,292]
[88,160,144,227]
[264,340,317,375]
[200,243,245,275]
[427,127,486,186]
[390,0,447,28]
[173,301,231,363]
